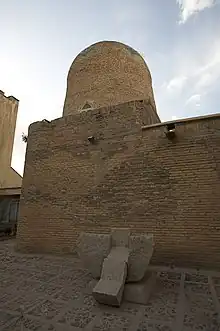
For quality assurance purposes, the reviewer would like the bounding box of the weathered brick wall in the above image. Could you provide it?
[63,41,158,116]
[17,100,220,269]
[0,91,22,188]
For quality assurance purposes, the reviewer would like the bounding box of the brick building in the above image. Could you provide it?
[0,91,22,234]
[16,41,220,269]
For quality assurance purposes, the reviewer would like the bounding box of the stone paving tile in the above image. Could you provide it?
[12,279,42,294]
[36,263,67,272]
[57,306,96,329]
[143,301,177,323]
[74,272,94,286]
[0,310,17,329]
[97,301,141,316]
[1,292,42,314]
[149,278,180,306]
[51,286,82,302]
[91,312,132,331]
[26,299,67,321]
[0,277,17,288]
[2,316,82,331]
[185,292,215,311]
[158,271,182,282]
[41,322,83,331]
[136,321,173,331]
[1,316,44,331]
[184,282,211,296]
[32,283,62,297]
[185,273,209,284]
[54,269,90,286]
[0,291,17,308]
[6,268,37,279]
[140,277,178,325]
[1,240,220,331]
[82,293,99,308]
[24,270,57,282]
[50,275,93,296]
[183,309,220,330]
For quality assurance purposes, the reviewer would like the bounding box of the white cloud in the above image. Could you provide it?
[164,40,220,98]
[185,94,201,107]
[158,39,220,122]
[194,48,220,90]
[166,76,188,93]
[177,0,216,23]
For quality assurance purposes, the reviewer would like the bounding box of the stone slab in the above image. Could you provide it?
[93,279,125,307]
[93,247,129,306]
[124,272,156,304]
[101,248,129,281]
[77,232,111,278]
[107,246,130,263]
[127,234,154,282]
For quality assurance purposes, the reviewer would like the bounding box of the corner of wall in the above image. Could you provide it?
[7,95,19,104]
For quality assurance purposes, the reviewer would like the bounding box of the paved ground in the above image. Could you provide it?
[0,240,220,330]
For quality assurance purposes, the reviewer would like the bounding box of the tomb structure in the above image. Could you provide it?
[16,41,220,270]
[78,229,154,306]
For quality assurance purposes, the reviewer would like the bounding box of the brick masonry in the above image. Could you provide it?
[63,41,157,116]
[0,91,22,188]
[16,99,220,270]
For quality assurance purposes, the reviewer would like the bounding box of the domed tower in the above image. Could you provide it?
[63,41,158,117]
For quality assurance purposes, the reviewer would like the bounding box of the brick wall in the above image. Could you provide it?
[63,41,157,116]
[16,100,220,269]
[0,91,22,188]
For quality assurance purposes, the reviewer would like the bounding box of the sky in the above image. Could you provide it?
[0,0,220,175]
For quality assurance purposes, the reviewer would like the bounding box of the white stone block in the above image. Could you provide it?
[92,247,129,307]
[127,234,154,282]
[77,232,111,278]
[93,278,125,307]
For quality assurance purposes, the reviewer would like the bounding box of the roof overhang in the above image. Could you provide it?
[0,187,21,196]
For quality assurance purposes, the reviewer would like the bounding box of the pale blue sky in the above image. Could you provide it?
[0,0,220,175]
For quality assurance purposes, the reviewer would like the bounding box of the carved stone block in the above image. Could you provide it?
[92,247,129,306]
[124,272,156,304]
[93,260,127,307]
[77,232,111,278]
[127,234,154,282]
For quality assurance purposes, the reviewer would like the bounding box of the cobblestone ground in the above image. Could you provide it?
[1,240,220,330]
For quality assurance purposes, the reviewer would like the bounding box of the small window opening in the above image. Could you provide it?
[165,123,176,140]
[167,123,175,131]
[88,136,95,144]
[82,102,92,110]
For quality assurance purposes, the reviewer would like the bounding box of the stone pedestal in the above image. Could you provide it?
[77,233,111,278]
[127,234,154,282]
[78,229,154,307]
[124,272,156,305]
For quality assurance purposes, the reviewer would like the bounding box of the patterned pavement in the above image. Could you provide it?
[0,239,220,330]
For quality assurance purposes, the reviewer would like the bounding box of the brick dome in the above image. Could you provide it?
[62,41,157,116]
